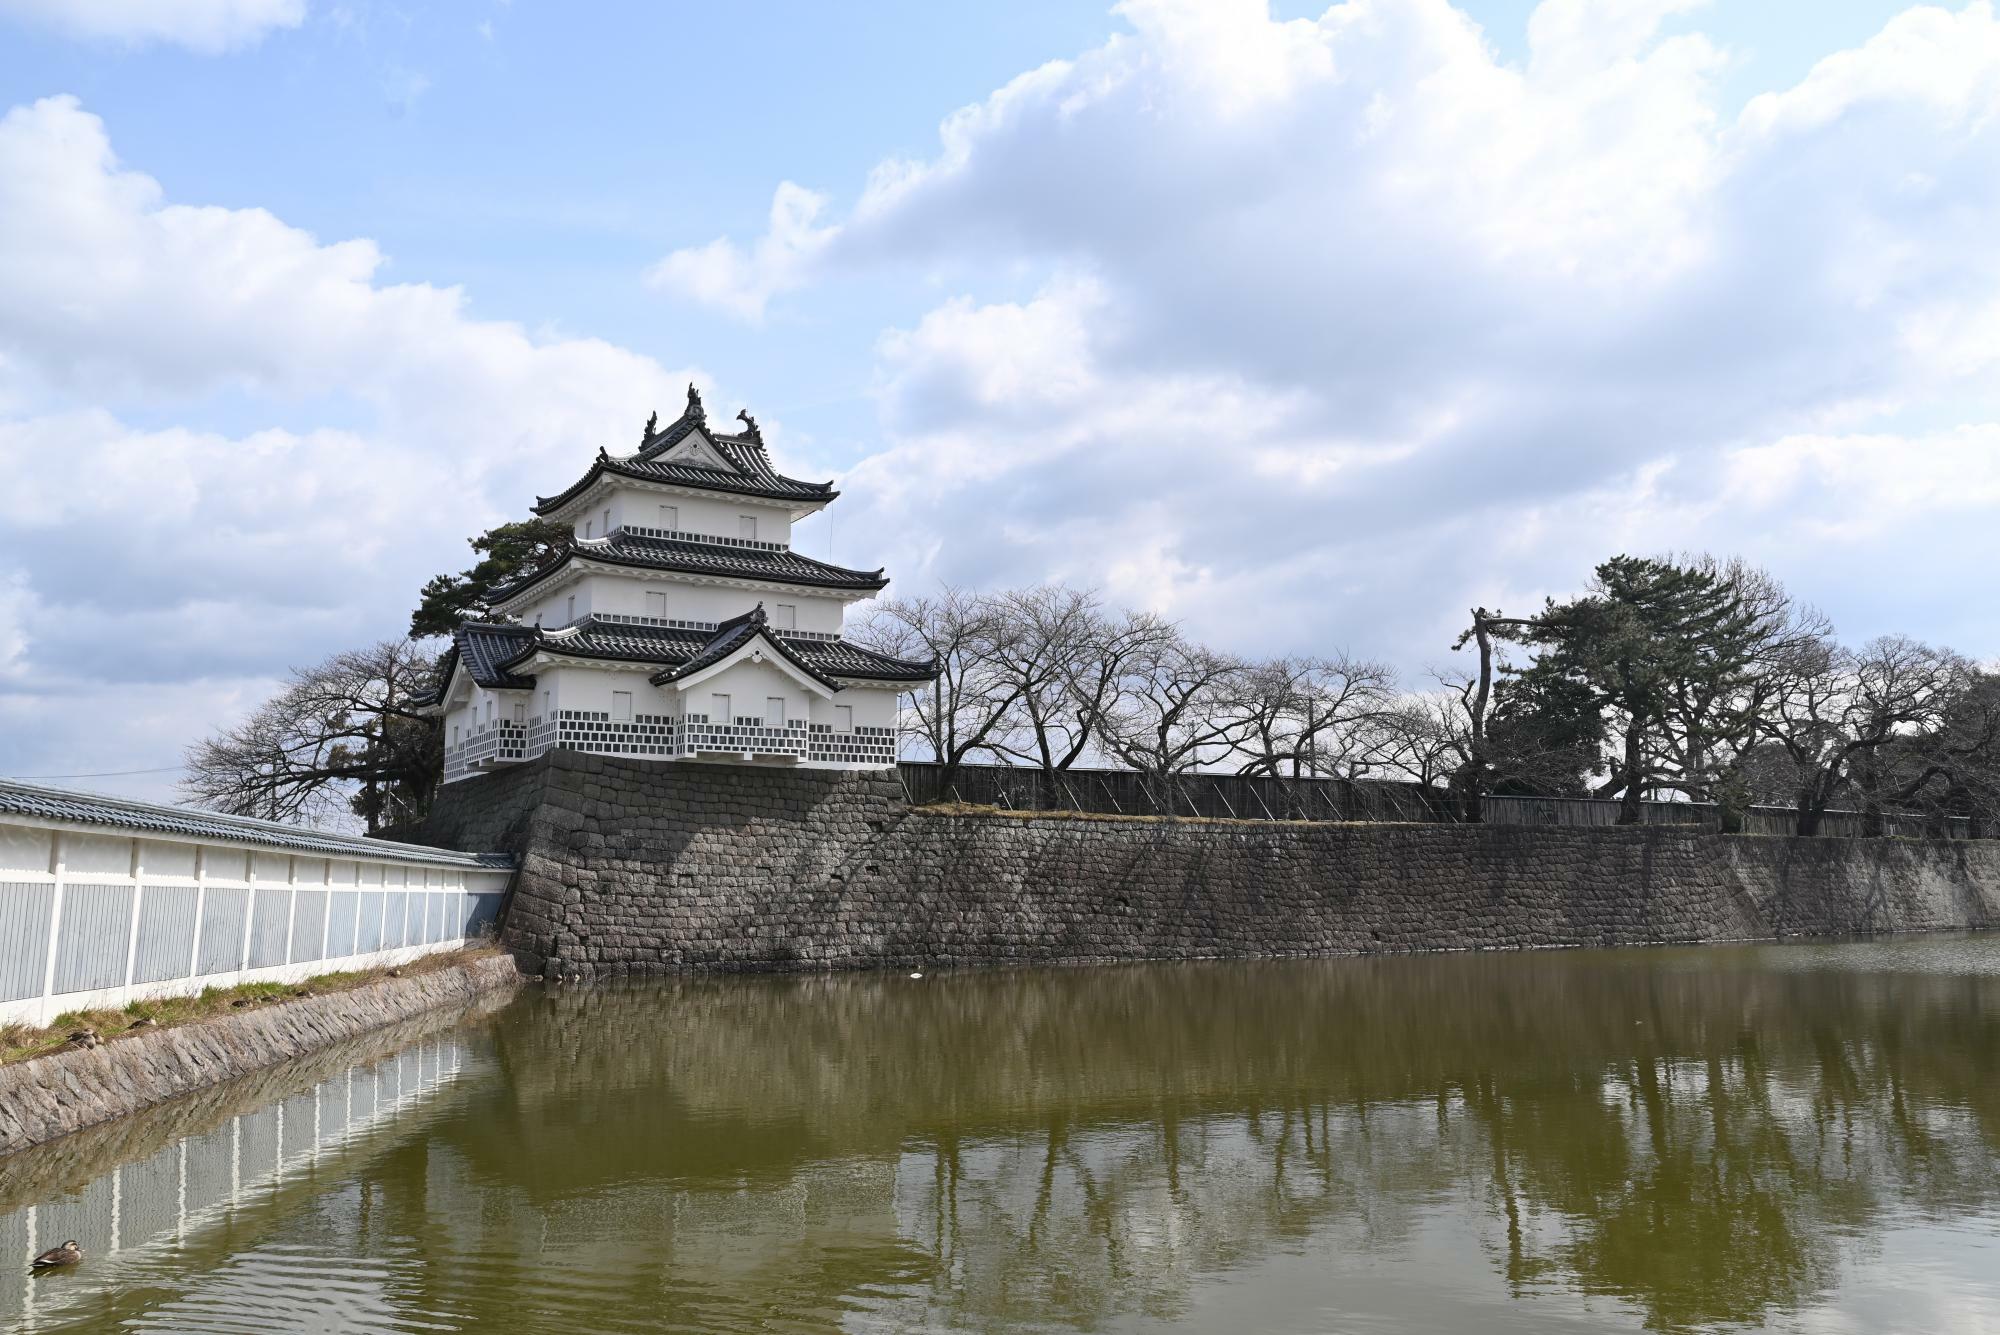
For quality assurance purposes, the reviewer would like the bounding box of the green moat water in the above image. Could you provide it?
[5,936,2000,1333]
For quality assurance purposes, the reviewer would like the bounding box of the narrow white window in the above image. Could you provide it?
[451,724,460,746]
[711,693,731,725]
[485,699,495,724]
[612,691,633,722]
[602,507,612,534]
[541,690,551,719]
[738,514,757,541]
[659,504,678,531]
[645,590,668,618]
[566,594,576,622]
[836,704,853,732]
[773,603,796,630]
[513,702,525,725]
[766,697,786,726]
[584,520,593,539]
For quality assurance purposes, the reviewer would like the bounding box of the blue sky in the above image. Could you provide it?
[1,0,1998,800]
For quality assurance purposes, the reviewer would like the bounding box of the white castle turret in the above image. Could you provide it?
[423,387,933,782]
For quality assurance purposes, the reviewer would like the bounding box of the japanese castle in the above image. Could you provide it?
[426,387,934,782]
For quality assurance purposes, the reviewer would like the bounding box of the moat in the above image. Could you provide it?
[5,936,1999,1332]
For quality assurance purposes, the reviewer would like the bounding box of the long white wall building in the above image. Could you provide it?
[0,781,511,1028]
[424,388,935,782]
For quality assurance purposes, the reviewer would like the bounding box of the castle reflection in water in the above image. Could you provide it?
[4,938,1999,1333]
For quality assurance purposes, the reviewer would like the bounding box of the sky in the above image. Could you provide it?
[1,0,1998,804]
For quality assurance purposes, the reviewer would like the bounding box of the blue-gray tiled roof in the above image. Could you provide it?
[648,605,843,693]
[533,394,836,514]
[493,531,888,604]
[493,615,936,683]
[0,779,512,868]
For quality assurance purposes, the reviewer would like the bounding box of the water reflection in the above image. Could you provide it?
[0,1008,490,1332]
[8,937,2000,1332]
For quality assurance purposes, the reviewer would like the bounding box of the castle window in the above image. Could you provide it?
[767,697,786,726]
[738,515,757,541]
[773,603,795,630]
[836,705,853,732]
[612,691,633,722]
[645,590,668,617]
[659,504,678,530]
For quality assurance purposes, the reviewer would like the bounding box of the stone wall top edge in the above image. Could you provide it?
[897,807,1994,850]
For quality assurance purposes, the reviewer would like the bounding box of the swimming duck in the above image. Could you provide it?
[31,1241,81,1270]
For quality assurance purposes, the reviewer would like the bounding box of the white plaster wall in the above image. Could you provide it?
[600,485,798,545]
[545,580,594,625]
[0,825,51,876]
[445,699,470,751]
[140,840,198,881]
[0,819,510,1028]
[561,575,847,634]
[808,685,900,732]
[539,664,672,720]
[676,657,814,726]
[446,681,532,751]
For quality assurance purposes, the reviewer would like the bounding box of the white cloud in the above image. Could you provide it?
[0,0,304,52]
[0,574,34,680]
[11,1,2000,796]
[645,182,835,323]
[0,96,720,793]
[663,0,2000,669]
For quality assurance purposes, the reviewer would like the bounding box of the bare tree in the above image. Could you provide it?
[1053,605,1178,768]
[1225,654,1399,778]
[852,588,1022,795]
[1897,669,2000,836]
[1090,631,1246,792]
[1375,690,1475,791]
[181,640,441,832]
[1757,634,1969,836]
[981,585,1103,775]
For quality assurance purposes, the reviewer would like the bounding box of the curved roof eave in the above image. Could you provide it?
[532,458,838,516]
[488,544,890,608]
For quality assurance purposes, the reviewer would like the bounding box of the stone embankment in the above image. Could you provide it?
[416,753,2000,977]
[0,954,520,1155]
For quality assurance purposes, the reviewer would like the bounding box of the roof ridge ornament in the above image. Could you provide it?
[685,382,705,425]
[735,408,762,443]
[640,409,658,448]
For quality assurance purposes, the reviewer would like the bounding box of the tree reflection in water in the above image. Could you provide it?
[435,938,2000,1332]
[15,937,2000,1334]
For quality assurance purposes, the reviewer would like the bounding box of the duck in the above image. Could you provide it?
[31,1240,81,1271]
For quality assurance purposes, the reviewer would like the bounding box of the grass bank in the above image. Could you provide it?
[0,946,504,1068]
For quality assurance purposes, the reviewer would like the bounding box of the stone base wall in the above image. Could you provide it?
[412,753,2000,976]
[0,954,521,1154]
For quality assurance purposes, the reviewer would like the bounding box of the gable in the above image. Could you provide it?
[662,429,736,473]
[671,632,839,699]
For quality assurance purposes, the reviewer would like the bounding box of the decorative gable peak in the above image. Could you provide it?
[719,602,767,632]
[664,430,735,472]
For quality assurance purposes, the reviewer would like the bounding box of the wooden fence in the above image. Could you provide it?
[897,763,1977,839]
